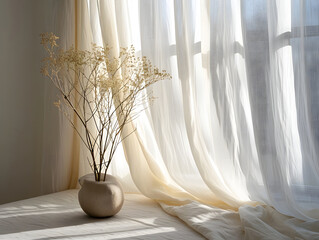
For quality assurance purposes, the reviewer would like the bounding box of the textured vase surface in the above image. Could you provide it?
[78,173,124,217]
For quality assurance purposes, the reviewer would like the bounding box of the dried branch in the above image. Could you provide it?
[41,33,171,181]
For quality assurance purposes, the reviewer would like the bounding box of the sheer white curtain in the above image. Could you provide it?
[46,0,319,238]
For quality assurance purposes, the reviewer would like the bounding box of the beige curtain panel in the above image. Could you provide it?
[42,0,319,239]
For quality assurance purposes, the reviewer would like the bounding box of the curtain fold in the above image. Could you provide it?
[41,0,80,193]
[44,0,319,238]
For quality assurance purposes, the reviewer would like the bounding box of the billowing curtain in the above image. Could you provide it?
[45,0,319,238]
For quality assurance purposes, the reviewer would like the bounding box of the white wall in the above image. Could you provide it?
[0,0,55,204]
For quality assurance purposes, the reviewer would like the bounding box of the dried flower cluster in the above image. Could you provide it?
[41,33,171,181]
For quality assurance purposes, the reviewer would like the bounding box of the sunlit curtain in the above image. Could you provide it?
[46,0,319,238]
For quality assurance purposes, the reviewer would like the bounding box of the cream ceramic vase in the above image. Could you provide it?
[78,173,124,217]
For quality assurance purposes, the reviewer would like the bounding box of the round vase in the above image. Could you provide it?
[78,173,124,217]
